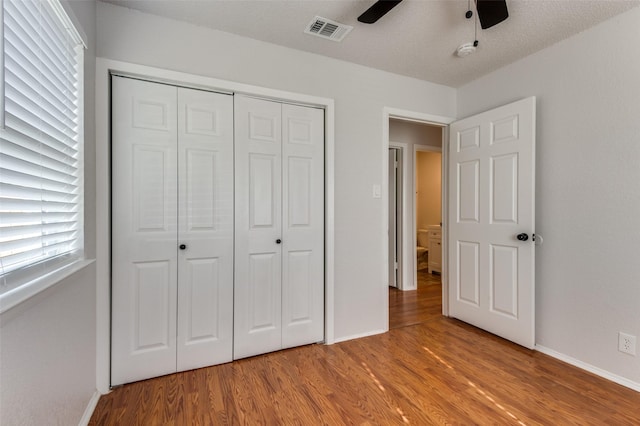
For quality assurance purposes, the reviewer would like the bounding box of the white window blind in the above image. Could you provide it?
[0,0,85,282]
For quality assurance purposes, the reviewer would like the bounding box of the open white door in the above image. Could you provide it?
[448,97,536,349]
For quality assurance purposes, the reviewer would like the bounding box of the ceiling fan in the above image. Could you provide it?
[357,0,509,29]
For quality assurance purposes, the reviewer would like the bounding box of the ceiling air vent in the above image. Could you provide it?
[304,16,353,42]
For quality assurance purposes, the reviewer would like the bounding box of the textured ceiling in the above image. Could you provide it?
[100,0,640,87]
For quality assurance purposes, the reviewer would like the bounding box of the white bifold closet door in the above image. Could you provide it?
[111,77,234,386]
[233,96,325,360]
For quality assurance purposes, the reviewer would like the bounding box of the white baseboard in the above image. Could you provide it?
[332,328,386,344]
[535,344,640,393]
[78,390,101,426]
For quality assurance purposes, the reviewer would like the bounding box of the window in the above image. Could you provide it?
[0,0,85,295]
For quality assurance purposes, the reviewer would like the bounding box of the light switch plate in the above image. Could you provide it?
[372,184,381,199]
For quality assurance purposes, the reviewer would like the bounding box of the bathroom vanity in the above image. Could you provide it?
[427,225,442,274]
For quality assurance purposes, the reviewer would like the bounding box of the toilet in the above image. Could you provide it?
[416,229,429,270]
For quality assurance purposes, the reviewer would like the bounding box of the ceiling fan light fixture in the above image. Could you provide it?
[456,42,477,57]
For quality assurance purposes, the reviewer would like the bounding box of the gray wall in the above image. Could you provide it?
[458,6,640,385]
[0,1,98,424]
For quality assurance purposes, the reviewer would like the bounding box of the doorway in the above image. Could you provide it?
[415,145,442,275]
[385,113,451,329]
[391,145,443,329]
[385,98,536,345]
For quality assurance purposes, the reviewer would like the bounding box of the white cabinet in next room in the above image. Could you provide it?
[428,225,442,274]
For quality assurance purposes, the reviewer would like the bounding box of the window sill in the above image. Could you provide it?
[0,258,95,315]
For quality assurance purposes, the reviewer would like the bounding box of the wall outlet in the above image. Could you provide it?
[618,332,636,356]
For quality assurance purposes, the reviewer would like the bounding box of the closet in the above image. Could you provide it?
[233,96,324,360]
[111,78,324,386]
[111,77,234,385]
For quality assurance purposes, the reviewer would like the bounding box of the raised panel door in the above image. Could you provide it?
[234,96,283,359]
[233,97,325,358]
[111,76,178,385]
[176,87,234,371]
[448,97,535,349]
[281,103,324,348]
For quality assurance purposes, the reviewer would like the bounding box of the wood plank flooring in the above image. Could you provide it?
[92,272,640,425]
[389,270,442,329]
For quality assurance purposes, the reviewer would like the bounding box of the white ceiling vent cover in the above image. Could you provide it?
[305,16,353,42]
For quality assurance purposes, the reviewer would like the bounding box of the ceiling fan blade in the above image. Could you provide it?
[475,0,509,29]
[357,0,403,24]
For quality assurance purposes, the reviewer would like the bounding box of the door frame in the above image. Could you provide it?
[96,58,336,394]
[388,143,408,289]
[382,108,454,328]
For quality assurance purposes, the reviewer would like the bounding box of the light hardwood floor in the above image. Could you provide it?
[389,270,442,329]
[91,272,640,425]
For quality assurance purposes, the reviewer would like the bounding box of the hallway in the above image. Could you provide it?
[389,271,442,329]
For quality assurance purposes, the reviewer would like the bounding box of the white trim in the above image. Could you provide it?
[382,107,454,327]
[386,107,455,126]
[95,59,111,394]
[53,0,87,48]
[324,102,336,345]
[535,345,640,393]
[96,58,336,392]
[333,328,386,344]
[78,390,102,426]
[389,142,412,291]
[98,60,332,108]
[381,113,390,330]
[0,259,94,315]
[111,71,233,96]
[440,128,450,317]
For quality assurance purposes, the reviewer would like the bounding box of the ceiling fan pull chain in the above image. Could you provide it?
[466,0,473,19]
[474,8,479,47]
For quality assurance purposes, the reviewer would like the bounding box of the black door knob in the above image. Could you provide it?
[179,244,187,250]
[516,233,529,241]
[276,239,282,244]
